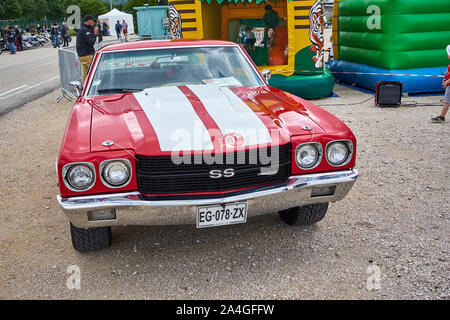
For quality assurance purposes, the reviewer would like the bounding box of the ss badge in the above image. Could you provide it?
[209,168,235,179]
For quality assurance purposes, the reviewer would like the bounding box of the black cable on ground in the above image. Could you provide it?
[316,96,374,107]
[317,97,443,108]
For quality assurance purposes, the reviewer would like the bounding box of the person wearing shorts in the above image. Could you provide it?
[432,45,450,123]
[122,20,128,42]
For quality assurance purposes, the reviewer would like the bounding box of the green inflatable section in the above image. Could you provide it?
[268,45,335,99]
[338,0,450,70]
[269,69,335,100]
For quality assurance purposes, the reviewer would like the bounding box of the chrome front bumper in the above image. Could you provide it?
[58,169,358,229]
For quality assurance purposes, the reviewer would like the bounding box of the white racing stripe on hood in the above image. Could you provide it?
[134,87,213,151]
[188,85,272,147]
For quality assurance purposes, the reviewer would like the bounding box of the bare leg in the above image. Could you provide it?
[441,102,449,118]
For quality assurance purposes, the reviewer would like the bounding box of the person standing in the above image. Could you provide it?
[61,22,69,47]
[115,20,122,40]
[263,5,279,48]
[77,15,98,83]
[431,45,450,123]
[96,20,103,48]
[6,26,16,54]
[243,26,256,61]
[14,25,23,51]
[122,19,128,42]
[102,21,108,36]
[51,21,60,48]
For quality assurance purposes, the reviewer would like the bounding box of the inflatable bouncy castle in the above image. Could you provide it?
[167,0,334,99]
[330,0,450,94]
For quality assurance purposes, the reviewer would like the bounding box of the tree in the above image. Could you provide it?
[63,0,80,11]
[34,0,49,20]
[20,0,36,19]
[78,0,108,18]
[123,0,156,14]
[0,1,5,19]
[46,0,64,21]
[3,0,22,19]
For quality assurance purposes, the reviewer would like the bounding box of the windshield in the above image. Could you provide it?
[88,46,264,96]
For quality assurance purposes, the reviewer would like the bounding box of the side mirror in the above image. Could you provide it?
[69,80,83,96]
[261,69,272,83]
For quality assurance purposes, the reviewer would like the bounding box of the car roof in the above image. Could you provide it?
[99,39,238,53]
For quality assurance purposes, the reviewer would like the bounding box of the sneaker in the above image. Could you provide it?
[431,116,445,123]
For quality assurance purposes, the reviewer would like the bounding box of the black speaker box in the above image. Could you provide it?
[375,81,403,108]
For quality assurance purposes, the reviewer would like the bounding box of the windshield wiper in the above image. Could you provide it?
[97,88,143,94]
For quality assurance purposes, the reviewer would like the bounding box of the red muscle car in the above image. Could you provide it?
[57,40,358,252]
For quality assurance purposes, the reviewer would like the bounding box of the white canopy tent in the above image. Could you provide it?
[98,8,135,35]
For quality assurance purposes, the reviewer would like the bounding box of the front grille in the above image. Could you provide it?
[136,144,292,195]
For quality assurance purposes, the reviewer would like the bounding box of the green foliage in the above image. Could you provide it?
[123,0,157,13]
[63,0,80,10]
[2,0,22,19]
[34,0,49,20]
[46,0,64,21]
[78,0,108,18]
[20,0,36,19]
[68,28,77,36]
[0,0,126,24]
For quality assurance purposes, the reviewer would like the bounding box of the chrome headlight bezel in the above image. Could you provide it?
[100,159,132,189]
[326,140,354,167]
[295,142,323,170]
[62,162,96,192]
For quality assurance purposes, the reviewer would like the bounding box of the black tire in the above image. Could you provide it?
[70,223,112,252]
[279,203,329,226]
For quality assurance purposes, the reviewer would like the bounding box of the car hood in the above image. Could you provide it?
[89,85,325,156]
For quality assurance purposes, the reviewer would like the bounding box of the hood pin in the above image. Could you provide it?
[102,140,115,147]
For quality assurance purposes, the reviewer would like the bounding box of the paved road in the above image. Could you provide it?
[0,46,60,116]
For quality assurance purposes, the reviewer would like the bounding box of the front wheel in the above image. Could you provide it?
[70,223,112,252]
[279,203,329,226]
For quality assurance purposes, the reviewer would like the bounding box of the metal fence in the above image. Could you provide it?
[57,35,170,102]
[94,35,141,51]
[0,18,66,29]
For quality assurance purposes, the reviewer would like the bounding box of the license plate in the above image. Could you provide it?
[196,202,248,228]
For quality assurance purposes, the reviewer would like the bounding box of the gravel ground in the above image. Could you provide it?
[0,86,448,300]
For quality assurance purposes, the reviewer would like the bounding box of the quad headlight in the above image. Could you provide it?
[63,163,96,191]
[100,159,132,188]
[326,141,353,166]
[295,143,322,170]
